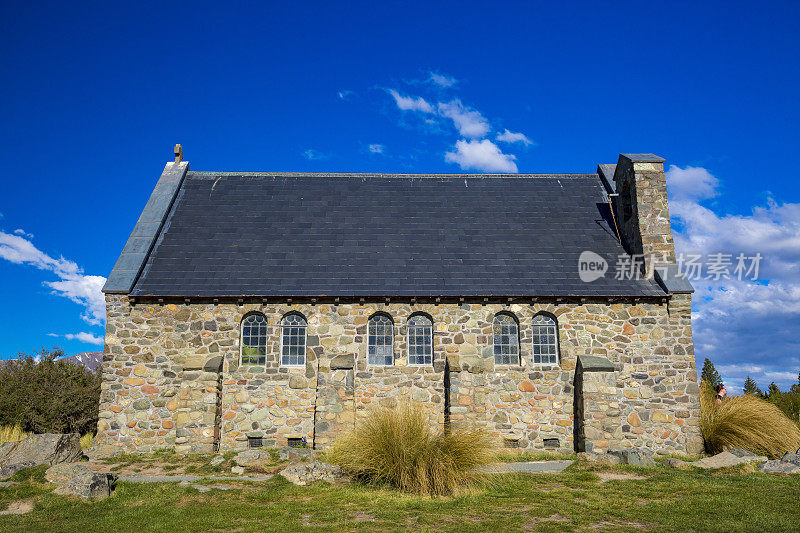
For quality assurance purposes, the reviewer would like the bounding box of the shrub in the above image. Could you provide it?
[700,380,800,458]
[0,347,101,435]
[329,401,496,496]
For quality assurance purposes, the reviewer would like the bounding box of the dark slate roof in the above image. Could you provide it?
[128,172,666,298]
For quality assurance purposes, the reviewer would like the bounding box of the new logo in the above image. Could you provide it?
[578,251,608,282]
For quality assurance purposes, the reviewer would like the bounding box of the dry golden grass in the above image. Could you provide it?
[0,424,29,445]
[1,425,94,449]
[79,432,94,450]
[701,381,800,457]
[328,401,496,497]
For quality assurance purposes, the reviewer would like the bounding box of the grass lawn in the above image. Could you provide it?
[1,462,799,532]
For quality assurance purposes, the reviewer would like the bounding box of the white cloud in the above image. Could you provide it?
[337,90,354,100]
[49,331,104,346]
[444,139,517,173]
[427,72,456,88]
[666,165,719,201]
[368,144,384,154]
[387,89,434,113]
[0,231,106,327]
[437,99,490,138]
[13,228,34,239]
[302,149,329,160]
[666,165,800,391]
[496,129,534,146]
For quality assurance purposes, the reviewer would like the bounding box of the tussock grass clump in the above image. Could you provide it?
[80,432,94,450]
[0,424,30,444]
[329,402,496,496]
[701,381,800,457]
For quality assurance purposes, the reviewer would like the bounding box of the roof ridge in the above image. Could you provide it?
[186,171,597,179]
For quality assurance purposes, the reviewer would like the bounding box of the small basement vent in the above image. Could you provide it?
[543,438,559,449]
[287,437,304,448]
[247,436,263,449]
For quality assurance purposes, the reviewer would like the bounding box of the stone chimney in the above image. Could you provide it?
[612,154,676,266]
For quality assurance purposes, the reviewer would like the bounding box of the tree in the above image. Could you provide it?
[700,358,722,387]
[742,375,761,396]
[767,381,782,396]
[0,347,100,435]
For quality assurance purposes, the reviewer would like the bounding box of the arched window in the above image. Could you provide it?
[532,314,558,365]
[240,313,268,366]
[281,313,307,367]
[407,314,433,365]
[493,313,519,365]
[368,314,394,365]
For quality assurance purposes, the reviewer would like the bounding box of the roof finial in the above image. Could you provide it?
[174,144,183,163]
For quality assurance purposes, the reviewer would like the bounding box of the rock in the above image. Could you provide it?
[46,463,116,500]
[0,481,19,488]
[0,461,36,480]
[695,451,750,469]
[233,448,273,468]
[662,458,691,470]
[0,434,83,478]
[209,455,225,467]
[209,485,232,490]
[289,375,308,389]
[276,446,315,462]
[279,461,346,486]
[608,449,656,467]
[179,480,191,487]
[759,460,800,474]
[191,484,211,493]
[231,466,244,475]
[577,452,621,465]
[780,452,800,467]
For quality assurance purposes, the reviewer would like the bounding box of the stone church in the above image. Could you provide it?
[94,149,703,456]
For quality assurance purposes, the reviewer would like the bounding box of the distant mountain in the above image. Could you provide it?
[61,351,103,371]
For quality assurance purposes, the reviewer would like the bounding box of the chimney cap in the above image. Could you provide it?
[174,144,183,163]
[620,153,665,163]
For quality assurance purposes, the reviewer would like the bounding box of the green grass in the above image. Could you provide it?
[2,462,799,532]
[495,451,577,462]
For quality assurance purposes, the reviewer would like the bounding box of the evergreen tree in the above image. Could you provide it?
[766,382,781,399]
[742,375,761,396]
[790,372,800,395]
[700,358,722,387]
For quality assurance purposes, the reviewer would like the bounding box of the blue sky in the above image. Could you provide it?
[1,2,798,390]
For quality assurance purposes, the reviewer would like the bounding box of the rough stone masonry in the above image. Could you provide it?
[94,152,703,456]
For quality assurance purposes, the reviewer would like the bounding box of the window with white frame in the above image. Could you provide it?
[241,313,268,366]
[368,314,394,365]
[531,314,558,365]
[281,313,307,366]
[493,313,520,365]
[407,315,433,365]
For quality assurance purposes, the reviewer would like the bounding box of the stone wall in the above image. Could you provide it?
[96,294,702,455]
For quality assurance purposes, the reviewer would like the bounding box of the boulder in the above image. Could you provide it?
[577,452,621,465]
[759,460,800,475]
[608,449,656,467]
[276,446,315,462]
[695,451,751,469]
[233,448,273,468]
[45,464,116,500]
[209,455,225,467]
[279,461,346,486]
[780,452,800,467]
[726,448,768,462]
[0,434,83,479]
[0,461,37,480]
